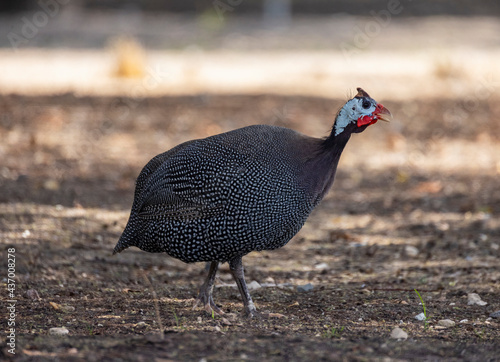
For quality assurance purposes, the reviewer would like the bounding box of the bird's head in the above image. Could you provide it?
[333,88,392,136]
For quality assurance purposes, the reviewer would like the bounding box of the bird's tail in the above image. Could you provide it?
[112,237,129,255]
[113,219,137,255]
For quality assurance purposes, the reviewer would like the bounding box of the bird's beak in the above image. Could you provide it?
[374,103,392,122]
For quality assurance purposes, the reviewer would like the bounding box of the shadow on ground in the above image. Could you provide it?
[0,94,499,360]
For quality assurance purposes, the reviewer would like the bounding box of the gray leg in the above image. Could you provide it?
[194,261,224,315]
[229,256,257,317]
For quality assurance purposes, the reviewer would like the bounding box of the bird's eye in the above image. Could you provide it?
[362,100,371,109]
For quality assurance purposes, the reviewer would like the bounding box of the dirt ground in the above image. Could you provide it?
[0,92,499,361]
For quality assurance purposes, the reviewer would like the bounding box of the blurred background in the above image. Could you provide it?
[1,3,499,356]
[0,0,499,98]
[0,0,499,210]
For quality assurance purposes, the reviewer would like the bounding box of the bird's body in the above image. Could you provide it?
[116,125,340,262]
[114,88,391,317]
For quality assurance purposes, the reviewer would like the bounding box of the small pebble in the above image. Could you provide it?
[26,289,40,300]
[438,319,455,328]
[136,321,147,327]
[478,234,488,242]
[489,310,500,319]
[467,293,487,306]
[405,245,419,257]
[390,327,408,340]
[296,283,314,292]
[43,179,60,191]
[268,313,285,319]
[60,305,76,313]
[314,263,329,270]
[264,276,275,284]
[49,327,69,336]
[247,281,262,291]
[459,319,468,323]
[415,312,426,321]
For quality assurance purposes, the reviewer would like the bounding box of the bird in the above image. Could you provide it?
[113,88,391,317]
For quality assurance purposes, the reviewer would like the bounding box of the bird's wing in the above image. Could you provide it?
[133,140,197,200]
[136,154,227,221]
[137,193,223,220]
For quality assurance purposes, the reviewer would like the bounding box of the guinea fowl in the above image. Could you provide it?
[114,88,391,317]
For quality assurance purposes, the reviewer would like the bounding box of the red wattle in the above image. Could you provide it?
[357,115,378,127]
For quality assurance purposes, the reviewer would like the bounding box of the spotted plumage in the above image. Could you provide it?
[114,88,391,317]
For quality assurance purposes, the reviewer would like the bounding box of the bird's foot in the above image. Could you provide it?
[193,293,225,316]
[242,309,272,319]
[242,301,263,319]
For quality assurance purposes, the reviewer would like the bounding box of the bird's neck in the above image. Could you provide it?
[322,127,352,153]
[302,130,352,205]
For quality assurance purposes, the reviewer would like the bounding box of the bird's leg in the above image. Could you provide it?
[229,256,258,318]
[194,261,224,315]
